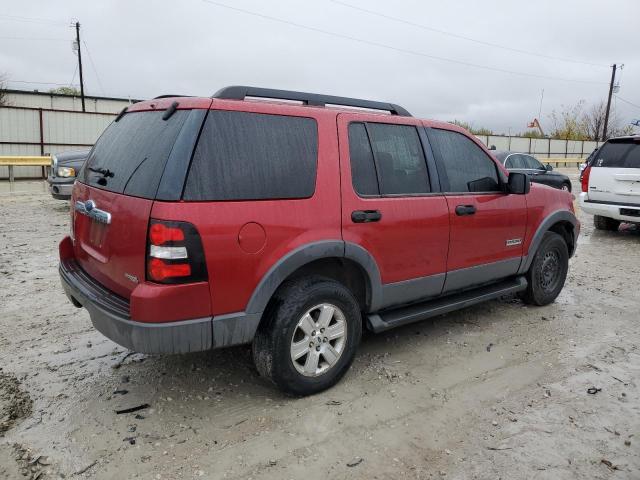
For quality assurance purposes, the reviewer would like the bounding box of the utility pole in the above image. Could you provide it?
[602,64,616,141]
[75,21,86,112]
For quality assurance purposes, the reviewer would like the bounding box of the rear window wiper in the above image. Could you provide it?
[89,166,115,178]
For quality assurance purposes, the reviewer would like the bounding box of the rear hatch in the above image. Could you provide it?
[588,137,640,205]
[71,99,210,298]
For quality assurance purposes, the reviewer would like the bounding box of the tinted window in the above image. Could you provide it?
[348,123,379,195]
[367,123,430,195]
[428,129,500,192]
[596,140,640,168]
[80,110,189,198]
[184,111,318,201]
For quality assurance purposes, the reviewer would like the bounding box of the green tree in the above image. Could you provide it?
[49,86,81,96]
[518,130,545,139]
[449,120,494,136]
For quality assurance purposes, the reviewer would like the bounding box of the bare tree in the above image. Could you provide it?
[583,100,606,141]
[549,100,634,141]
[583,100,634,140]
[0,73,8,106]
[549,101,589,141]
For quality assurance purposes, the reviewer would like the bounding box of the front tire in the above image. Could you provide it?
[252,276,362,396]
[560,182,571,192]
[594,215,620,231]
[520,231,569,306]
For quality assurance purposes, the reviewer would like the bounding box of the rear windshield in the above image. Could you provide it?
[183,111,318,201]
[79,110,189,198]
[595,139,640,168]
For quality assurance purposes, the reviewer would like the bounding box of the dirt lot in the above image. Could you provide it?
[1,173,638,479]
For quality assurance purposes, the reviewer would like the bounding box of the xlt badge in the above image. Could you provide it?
[124,273,139,284]
[506,238,522,246]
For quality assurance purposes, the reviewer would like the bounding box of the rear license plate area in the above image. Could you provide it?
[88,221,107,247]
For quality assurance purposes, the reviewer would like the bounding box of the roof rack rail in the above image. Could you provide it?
[153,94,191,99]
[212,86,412,117]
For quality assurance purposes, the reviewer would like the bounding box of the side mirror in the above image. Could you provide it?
[545,163,553,171]
[507,172,530,194]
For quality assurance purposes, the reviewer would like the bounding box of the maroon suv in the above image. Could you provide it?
[59,86,579,395]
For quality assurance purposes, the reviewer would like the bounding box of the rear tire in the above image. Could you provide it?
[520,231,569,306]
[561,182,571,192]
[252,276,362,396]
[594,215,620,231]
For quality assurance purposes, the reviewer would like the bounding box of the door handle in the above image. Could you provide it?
[351,210,382,223]
[455,205,476,216]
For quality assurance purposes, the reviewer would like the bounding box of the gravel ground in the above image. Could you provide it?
[0,173,638,479]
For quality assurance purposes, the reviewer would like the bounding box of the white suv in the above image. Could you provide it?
[580,135,640,230]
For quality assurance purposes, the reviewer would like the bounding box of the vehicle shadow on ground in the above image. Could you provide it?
[107,296,524,405]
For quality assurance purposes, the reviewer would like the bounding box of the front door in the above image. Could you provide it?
[426,127,528,293]
[338,113,449,310]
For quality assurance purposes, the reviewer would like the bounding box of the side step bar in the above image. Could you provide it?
[367,276,527,333]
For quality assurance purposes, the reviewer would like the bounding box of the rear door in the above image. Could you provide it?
[588,137,640,205]
[72,102,208,298]
[338,113,449,309]
[426,127,527,293]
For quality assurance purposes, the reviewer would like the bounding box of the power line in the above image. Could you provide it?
[615,95,640,111]
[201,0,607,85]
[0,13,67,26]
[330,0,609,68]
[6,80,76,86]
[82,40,106,96]
[0,36,67,41]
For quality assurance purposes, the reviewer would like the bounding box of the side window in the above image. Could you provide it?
[505,156,515,168]
[428,129,501,193]
[507,154,526,169]
[367,123,430,195]
[183,111,318,201]
[524,155,543,169]
[348,123,379,195]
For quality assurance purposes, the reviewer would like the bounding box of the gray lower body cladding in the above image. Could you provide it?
[59,259,260,354]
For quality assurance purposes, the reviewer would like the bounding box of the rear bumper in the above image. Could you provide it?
[579,194,640,223]
[59,256,261,354]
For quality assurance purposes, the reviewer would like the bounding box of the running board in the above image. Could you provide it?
[367,276,527,333]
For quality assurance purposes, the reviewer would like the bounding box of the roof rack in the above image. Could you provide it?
[153,94,191,99]
[212,86,412,117]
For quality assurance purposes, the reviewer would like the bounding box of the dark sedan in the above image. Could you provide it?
[492,151,572,192]
[47,148,91,200]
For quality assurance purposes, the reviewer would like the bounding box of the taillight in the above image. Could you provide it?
[581,165,592,193]
[146,219,207,284]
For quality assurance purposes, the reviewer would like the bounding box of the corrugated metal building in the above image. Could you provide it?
[1,89,140,178]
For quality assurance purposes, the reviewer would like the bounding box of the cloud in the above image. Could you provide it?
[2,0,637,133]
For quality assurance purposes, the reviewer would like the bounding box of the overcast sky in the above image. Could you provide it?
[1,0,638,134]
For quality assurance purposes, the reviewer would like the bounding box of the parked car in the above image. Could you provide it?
[492,151,573,191]
[580,135,640,230]
[579,147,599,182]
[58,86,579,395]
[47,148,91,200]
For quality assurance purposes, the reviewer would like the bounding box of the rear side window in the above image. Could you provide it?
[348,122,430,196]
[80,110,189,198]
[184,111,318,201]
[428,129,500,193]
[596,140,640,168]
